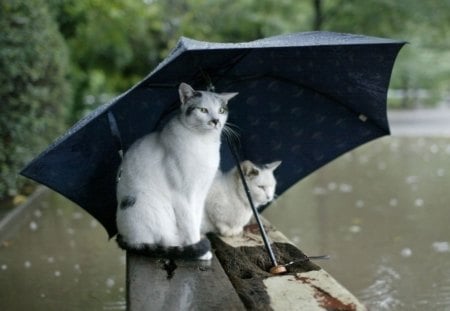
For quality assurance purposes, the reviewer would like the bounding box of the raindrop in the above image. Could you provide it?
[47,257,55,263]
[349,225,361,233]
[1,264,7,271]
[54,270,61,277]
[33,210,42,218]
[339,183,353,193]
[24,261,31,268]
[437,168,445,177]
[313,187,326,195]
[446,145,450,154]
[432,241,450,253]
[400,248,412,258]
[414,198,424,207]
[90,220,98,228]
[72,212,83,220]
[405,176,419,184]
[66,228,75,235]
[106,278,115,288]
[355,200,365,208]
[29,221,38,231]
[430,144,439,154]
[327,182,337,191]
[40,293,46,299]
[389,198,398,207]
[358,114,368,122]
[74,264,81,271]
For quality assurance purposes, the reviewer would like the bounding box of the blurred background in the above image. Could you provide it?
[1,0,449,310]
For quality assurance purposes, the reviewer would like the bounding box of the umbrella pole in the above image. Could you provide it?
[226,137,286,275]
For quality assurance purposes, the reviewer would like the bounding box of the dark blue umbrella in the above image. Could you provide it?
[21,31,405,239]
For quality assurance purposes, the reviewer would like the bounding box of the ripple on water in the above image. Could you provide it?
[358,265,404,310]
[432,241,450,253]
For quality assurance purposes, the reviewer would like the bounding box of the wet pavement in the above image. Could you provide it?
[265,136,450,310]
[0,191,125,311]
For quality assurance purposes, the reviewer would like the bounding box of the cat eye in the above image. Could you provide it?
[199,107,208,113]
[219,107,228,114]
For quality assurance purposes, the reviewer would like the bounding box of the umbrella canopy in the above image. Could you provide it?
[21,31,405,237]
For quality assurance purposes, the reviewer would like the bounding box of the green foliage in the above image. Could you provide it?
[2,0,449,199]
[49,0,169,122]
[0,0,71,197]
[316,0,450,107]
[50,0,450,116]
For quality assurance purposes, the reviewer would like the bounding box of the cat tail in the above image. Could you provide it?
[116,234,211,260]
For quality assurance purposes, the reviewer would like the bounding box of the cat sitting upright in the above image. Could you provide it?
[202,160,281,237]
[116,83,238,260]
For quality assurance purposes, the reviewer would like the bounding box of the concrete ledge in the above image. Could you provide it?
[127,253,245,311]
[126,221,366,310]
[208,222,367,311]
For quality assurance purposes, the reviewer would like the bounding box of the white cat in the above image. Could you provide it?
[116,83,238,260]
[202,160,281,237]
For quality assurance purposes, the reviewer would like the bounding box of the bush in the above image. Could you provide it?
[0,0,71,198]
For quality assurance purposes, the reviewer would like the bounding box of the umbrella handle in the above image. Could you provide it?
[226,136,284,274]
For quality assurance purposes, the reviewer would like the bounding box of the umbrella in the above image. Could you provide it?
[21,31,405,242]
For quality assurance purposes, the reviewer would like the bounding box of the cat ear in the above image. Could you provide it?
[219,92,238,103]
[265,161,282,171]
[179,82,196,105]
[241,161,259,178]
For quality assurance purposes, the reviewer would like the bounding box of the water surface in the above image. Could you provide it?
[265,136,450,310]
[0,192,125,311]
[1,135,449,310]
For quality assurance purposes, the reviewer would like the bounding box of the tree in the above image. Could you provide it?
[0,0,71,198]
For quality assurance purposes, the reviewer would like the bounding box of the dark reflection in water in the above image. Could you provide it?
[265,137,450,310]
[0,192,125,310]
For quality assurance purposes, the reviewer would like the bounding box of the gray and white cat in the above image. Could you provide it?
[116,83,238,260]
[202,160,281,237]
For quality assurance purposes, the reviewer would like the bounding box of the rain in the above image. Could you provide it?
[265,110,450,310]
[0,193,126,310]
[2,1,450,310]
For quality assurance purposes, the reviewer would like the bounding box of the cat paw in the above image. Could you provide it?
[219,227,243,237]
[198,251,213,261]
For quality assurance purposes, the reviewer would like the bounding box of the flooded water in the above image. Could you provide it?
[265,136,450,310]
[1,109,449,310]
[0,191,125,311]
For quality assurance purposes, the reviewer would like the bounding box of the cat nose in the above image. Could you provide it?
[209,119,220,127]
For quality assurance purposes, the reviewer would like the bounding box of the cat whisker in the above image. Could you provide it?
[223,124,241,145]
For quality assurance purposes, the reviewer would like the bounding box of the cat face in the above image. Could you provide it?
[241,160,282,207]
[178,83,238,132]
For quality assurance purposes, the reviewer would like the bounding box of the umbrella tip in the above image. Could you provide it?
[269,265,287,275]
